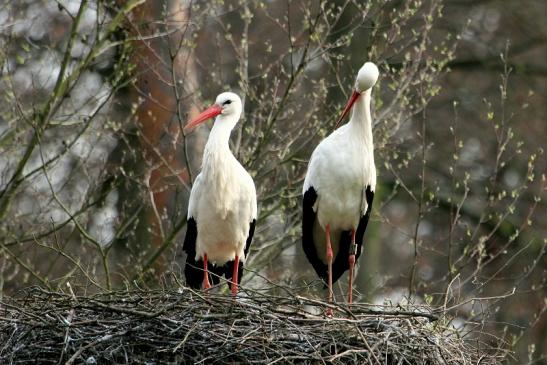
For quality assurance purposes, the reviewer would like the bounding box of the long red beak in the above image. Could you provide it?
[334,90,361,129]
[184,104,222,132]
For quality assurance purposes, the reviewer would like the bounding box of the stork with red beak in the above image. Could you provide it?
[183,92,257,296]
[302,62,379,308]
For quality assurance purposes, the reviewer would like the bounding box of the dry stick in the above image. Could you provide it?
[166,7,197,186]
[1,0,140,216]
[2,88,128,250]
[0,0,88,220]
[0,244,52,289]
[134,216,187,282]
[38,244,104,291]
[10,84,115,190]
[36,136,112,291]
[352,324,382,365]
[2,194,118,248]
[408,82,428,298]
[58,308,75,364]
[65,331,128,365]
[247,5,323,169]
[1,286,498,364]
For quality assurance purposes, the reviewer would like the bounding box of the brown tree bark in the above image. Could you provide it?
[114,0,200,277]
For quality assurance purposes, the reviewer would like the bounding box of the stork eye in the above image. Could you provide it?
[223,100,232,105]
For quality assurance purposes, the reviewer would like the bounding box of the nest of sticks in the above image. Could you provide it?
[1,285,501,364]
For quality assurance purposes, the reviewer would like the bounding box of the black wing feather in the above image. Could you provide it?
[184,217,256,289]
[302,187,328,282]
[302,186,375,285]
[244,219,256,257]
[183,217,225,288]
[183,217,202,289]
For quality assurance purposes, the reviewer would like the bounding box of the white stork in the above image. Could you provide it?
[302,62,379,307]
[183,92,257,296]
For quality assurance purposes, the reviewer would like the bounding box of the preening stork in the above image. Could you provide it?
[183,92,257,296]
[302,62,379,307]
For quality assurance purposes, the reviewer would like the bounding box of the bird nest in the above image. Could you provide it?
[1,286,503,364]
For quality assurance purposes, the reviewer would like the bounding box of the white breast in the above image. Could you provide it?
[188,154,257,265]
[304,125,375,231]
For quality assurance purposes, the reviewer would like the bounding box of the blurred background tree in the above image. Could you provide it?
[0,0,544,362]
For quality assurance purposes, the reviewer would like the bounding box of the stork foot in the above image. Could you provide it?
[325,224,334,306]
[348,234,357,305]
[231,255,240,297]
[203,254,212,290]
[348,252,356,304]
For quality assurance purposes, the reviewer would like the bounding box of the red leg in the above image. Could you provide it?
[231,255,240,296]
[326,224,333,316]
[348,229,357,304]
[203,254,211,290]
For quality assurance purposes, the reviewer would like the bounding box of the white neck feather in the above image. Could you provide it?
[348,89,374,150]
[202,113,239,172]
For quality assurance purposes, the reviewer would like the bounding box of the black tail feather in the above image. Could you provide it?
[302,186,375,286]
[302,187,328,281]
[184,255,203,289]
[183,217,252,289]
[184,255,244,290]
[184,256,225,289]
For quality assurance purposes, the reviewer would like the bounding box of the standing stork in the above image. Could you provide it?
[183,92,257,296]
[302,62,379,307]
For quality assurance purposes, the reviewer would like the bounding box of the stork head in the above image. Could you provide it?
[355,62,379,93]
[185,92,242,132]
[335,62,379,128]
